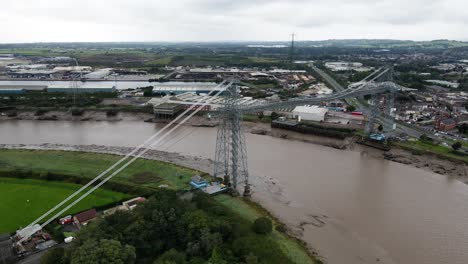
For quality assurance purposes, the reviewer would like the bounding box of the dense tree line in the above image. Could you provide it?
[41,190,292,264]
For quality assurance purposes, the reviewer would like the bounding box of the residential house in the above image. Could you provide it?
[73,209,97,228]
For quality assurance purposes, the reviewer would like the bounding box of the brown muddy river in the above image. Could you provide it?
[1,120,468,264]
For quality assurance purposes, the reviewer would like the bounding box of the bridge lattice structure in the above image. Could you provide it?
[213,67,405,196]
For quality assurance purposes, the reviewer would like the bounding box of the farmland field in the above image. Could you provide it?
[0,177,129,233]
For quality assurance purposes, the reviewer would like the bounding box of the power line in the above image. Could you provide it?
[18,81,230,244]
[36,86,227,232]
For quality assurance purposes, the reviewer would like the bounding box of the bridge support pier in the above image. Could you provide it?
[383,91,395,136]
[365,94,380,134]
[214,82,251,196]
[365,91,396,136]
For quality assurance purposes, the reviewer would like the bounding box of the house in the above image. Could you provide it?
[122,197,146,210]
[73,209,97,227]
[104,197,147,216]
[190,175,208,189]
[435,118,457,131]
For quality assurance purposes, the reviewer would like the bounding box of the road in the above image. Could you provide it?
[17,244,68,264]
[310,63,435,139]
[310,64,363,108]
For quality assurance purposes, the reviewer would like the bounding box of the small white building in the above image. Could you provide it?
[292,105,328,122]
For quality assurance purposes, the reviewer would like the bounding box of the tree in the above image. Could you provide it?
[452,141,462,151]
[143,86,154,97]
[346,105,356,112]
[257,112,264,120]
[71,239,136,264]
[154,249,187,264]
[252,217,272,235]
[419,134,433,142]
[40,247,67,264]
[270,112,279,121]
[232,235,292,264]
[377,124,383,132]
[458,123,468,134]
[207,247,227,264]
[245,253,259,264]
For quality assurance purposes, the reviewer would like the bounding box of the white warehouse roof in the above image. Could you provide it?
[292,105,328,122]
[293,105,328,115]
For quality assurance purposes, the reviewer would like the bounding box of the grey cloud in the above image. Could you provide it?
[0,0,466,42]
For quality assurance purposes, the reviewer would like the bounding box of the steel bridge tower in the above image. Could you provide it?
[214,81,251,196]
[364,67,396,136]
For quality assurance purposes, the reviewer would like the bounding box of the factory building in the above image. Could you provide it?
[292,105,328,122]
[47,85,116,93]
[8,70,57,79]
[153,103,184,118]
[0,85,47,94]
[0,88,25,94]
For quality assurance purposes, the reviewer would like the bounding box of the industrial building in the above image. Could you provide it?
[6,65,93,79]
[8,70,57,79]
[153,103,184,118]
[292,105,328,122]
[47,85,116,93]
[0,85,47,93]
[0,88,25,94]
[325,62,373,72]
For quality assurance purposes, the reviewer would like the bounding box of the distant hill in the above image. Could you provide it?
[1,39,467,50]
[295,39,468,49]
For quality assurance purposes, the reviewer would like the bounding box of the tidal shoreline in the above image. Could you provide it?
[245,122,467,182]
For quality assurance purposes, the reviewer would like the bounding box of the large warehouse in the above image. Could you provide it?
[47,85,116,93]
[0,85,47,94]
[292,105,328,122]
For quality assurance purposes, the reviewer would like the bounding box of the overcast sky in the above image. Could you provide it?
[1,0,467,43]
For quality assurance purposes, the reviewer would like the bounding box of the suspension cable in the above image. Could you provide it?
[19,82,228,242]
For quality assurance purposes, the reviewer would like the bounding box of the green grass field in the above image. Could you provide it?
[0,178,129,233]
[0,149,198,190]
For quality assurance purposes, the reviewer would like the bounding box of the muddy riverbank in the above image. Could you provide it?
[245,122,468,181]
[382,148,467,182]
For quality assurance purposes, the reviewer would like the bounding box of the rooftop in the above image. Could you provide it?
[74,209,97,223]
[293,105,328,114]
